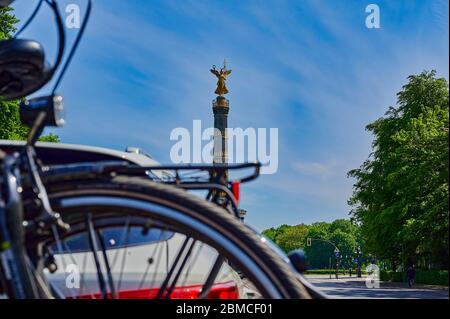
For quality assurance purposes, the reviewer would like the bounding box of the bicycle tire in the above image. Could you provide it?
[34,173,310,299]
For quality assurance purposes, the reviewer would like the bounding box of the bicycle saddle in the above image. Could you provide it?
[0,38,51,100]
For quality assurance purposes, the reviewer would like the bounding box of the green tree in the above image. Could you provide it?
[304,220,361,269]
[262,219,363,269]
[0,7,59,142]
[262,224,302,252]
[274,224,309,253]
[262,224,291,244]
[303,222,332,269]
[348,70,449,269]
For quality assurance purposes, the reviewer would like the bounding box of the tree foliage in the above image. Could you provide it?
[0,7,59,142]
[262,219,364,269]
[348,71,449,269]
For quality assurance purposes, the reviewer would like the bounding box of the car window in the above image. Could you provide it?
[54,227,174,253]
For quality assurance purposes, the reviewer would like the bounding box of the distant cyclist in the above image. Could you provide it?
[406,264,416,288]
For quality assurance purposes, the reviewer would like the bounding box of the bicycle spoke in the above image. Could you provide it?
[138,228,167,289]
[78,250,88,298]
[180,242,204,288]
[51,225,77,299]
[164,238,196,299]
[198,255,225,299]
[156,236,191,299]
[110,216,131,269]
[86,213,107,299]
[51,225,68,270]
[149,236,166,292]
[166,240,169,273]
[25,255,52,299]
[116,221,131,291]
[96,229,117,299]
[138,244,158,290]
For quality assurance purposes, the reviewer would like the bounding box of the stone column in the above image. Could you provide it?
[212,96,229,165]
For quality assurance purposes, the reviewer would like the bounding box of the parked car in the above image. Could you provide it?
[47,226,245,299]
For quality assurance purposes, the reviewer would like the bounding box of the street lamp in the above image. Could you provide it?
[355,246,362,278]
[307,238,340,280]
[334,248,340,279]
[343,255,348,276]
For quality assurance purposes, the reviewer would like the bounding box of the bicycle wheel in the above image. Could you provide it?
[22,173,310,299]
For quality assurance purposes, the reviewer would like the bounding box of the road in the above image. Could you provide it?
[305,275,449,299]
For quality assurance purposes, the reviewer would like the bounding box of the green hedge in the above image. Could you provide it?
[380,270,449,286]
[380,270,405,282]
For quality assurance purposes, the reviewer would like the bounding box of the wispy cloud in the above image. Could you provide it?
[292,161,333,178]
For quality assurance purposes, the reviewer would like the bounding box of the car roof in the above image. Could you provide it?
[0,139,160,167]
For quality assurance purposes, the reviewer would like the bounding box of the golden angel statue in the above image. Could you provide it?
[210,61,232,96]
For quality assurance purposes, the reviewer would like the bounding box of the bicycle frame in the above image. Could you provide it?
[0,150,38,298]
[0,143,72,298]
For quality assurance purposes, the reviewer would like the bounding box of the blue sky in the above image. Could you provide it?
[12,0,449,231]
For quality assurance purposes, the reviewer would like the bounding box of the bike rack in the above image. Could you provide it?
[43,161,262,218]
[109,162,261,183]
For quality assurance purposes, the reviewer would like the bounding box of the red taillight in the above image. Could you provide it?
[70,281,239,299]
[231,181,240,204]
[204,281,239,299]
